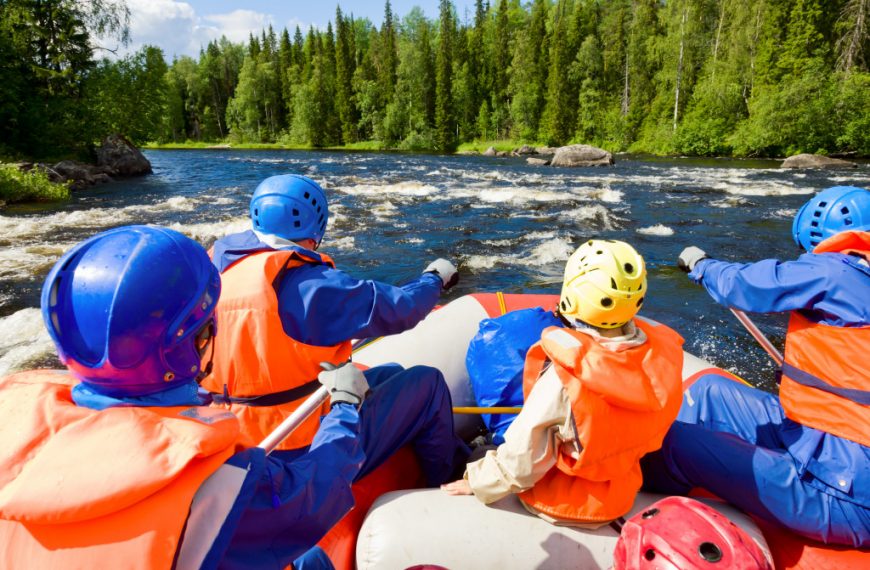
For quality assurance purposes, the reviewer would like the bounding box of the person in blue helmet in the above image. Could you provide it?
[0,225,381,569]
[204,175,469,566]
[642,186,870,547]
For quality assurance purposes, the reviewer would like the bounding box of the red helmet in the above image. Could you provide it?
[612,497,772,570]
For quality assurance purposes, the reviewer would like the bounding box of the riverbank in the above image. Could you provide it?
[144,139,544,154]
[0,165,70,205]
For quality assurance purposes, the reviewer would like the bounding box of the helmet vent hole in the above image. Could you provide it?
[644,549,656,561]
[642,507,659,519]
[637,296,644,307]
[810,231,822,238]
[304,191,310,199]
[624,263,633,273]
[254,208,259,216]
[638,282,643,291]
[294,221,301,228]
[811,221,818,227]
[601,298,613,307]
[560,300,568,310]
[610,278,617,289]
[699,542,723,563]
[292,208,299,216]
[813,211,821,217]
[596,250,603,255]
[819,201,827,207]
[841,206,850,215]
[845,217,853,225]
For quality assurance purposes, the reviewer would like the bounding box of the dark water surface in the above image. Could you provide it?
[2,150,869,390]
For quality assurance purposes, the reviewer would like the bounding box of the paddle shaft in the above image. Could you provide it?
[257,385,330,454]
[452,406,522,415]
[729,308,784,367]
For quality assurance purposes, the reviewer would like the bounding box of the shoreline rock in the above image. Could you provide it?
[550,144,614,167]
[18,134,152,192]
[781,153,856,169]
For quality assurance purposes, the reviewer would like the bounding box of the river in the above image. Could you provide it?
[2,150,869,390]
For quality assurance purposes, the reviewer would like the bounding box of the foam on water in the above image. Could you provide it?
[465,235,574,271]
[167,217,250,245]
[336,181,440,199]
[327,236,356,250]
[0,242,76,280]
[0,308,55,376]
[558,205,617,230]
[637,224,675,236]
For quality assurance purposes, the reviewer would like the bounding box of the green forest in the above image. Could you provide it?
[2,0,870,160]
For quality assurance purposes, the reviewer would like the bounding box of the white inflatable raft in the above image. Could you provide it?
[350,293,769,569]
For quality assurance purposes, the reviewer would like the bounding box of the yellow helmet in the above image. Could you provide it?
[559,239,647,329]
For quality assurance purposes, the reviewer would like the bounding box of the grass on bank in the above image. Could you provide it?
[456,140,544,153]
[144,140,384,151]
[0,165,70,204]
[144,139,537,154]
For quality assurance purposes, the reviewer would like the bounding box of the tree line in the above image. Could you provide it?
[2,0,869,160]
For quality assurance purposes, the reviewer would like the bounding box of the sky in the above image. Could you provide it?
[117,0,478,59]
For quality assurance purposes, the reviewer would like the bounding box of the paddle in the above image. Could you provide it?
[728,308,784,367]
[452,406,522,415]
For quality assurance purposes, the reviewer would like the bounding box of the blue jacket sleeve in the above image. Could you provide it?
[216,403,364,569]
[690,254,870,326]
[278,264,443,345]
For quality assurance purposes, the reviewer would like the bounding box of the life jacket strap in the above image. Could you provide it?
[210,378,322,407]
[782,362,870,405]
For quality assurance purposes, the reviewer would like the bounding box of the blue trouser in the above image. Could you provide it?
[642,374,870,547]
[292,364,470,569]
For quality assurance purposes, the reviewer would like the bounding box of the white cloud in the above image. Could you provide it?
[203,9,272,44]
[116,0,278,58]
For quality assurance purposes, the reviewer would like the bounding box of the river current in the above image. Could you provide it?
[2,150,869,390]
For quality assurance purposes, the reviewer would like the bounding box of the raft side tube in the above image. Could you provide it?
[356,489,771,570]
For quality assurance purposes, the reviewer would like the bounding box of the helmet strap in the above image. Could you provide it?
[194,320,216,385]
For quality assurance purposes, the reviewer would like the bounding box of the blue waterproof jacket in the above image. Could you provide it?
[466,307,563,443]
[688,252,870,509]
[212,230,442,345]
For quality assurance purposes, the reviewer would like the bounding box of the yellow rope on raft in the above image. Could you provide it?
[496,291,507,316]
[452,406,522,415]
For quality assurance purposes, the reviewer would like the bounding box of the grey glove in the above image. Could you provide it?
[318,361,370,407]
[678,246,708,273]
[424,258,459,290]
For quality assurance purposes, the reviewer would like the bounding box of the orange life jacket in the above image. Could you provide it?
[0,370,242,570]
[203,248,352,451]
[518,319,684,523]
[779,231,870,447]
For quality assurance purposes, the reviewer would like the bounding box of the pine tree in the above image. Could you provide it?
[335,7,358,142]
[435,0,456,151]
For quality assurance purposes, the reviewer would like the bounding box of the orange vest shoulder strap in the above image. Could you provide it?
[813,230,870,256]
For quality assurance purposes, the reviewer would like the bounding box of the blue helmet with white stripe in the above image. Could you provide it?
[250,175,329,245]
[792,186,870,252]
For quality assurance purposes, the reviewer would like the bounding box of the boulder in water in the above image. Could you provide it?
[515,144,536,155]
[97,134,152,176]
[482,146,498,157]
[781,153,856,169]
[550,144,614,167]
[526,157,549,166]
[534,146,558,156]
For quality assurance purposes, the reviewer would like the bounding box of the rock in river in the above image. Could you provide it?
[97,134,153,176]
[780,153,856,169]
[550,144,614,167]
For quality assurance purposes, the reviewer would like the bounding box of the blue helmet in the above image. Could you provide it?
[250,174,329,245]
[792,186,870,252]
[41,225,221,396]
